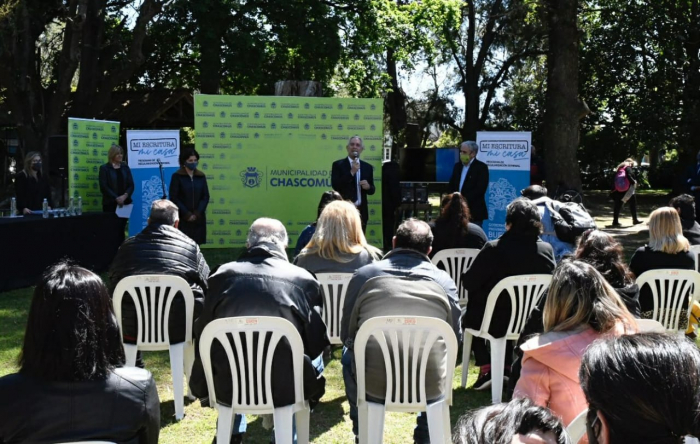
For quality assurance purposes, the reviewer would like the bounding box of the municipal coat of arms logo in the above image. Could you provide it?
[240,167,263,188]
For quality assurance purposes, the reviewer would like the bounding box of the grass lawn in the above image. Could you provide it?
[0,190,671,443]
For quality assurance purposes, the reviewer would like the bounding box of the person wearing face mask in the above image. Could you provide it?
[685,149,700,224]
[169,148,209,245]
[99,144,135,214]
[448,141,489,226]
[15,151,52,215]
[331,135,375,232]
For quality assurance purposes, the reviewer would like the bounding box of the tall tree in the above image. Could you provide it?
[542,0,587,190]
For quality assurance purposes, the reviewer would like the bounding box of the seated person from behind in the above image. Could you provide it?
[340,218,461,444]
[294,190,343,256]
[461,198,556,391]
[521,185,576,262]
[669,193,700,246]
[189,218,329,442]
[109,199,210,346]
[0,262,159,444]
[429,192,487,259]
[452,397,568,444]
[294,200,382,274]
[581,333,700,443]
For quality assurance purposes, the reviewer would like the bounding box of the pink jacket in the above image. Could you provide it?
[514,327,601,429]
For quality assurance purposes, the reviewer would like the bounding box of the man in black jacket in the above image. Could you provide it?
[189,218,329,442]
[448,140,489,226]
[332,136,375,231]
[109,199,210,345]
[670,193,700,245]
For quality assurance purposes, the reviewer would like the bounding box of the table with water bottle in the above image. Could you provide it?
[1,195,123,292]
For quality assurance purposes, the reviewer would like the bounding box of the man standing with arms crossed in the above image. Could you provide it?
[332,136,375,232]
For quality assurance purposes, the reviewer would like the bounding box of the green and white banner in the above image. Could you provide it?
[68,118,120,211]
[194,95,384,249]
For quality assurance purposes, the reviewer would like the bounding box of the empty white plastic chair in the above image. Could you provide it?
[316,273,353,345]
[635,269,700,333]
[199,316,310,444]
[354,316,458,444]
[461,274,552,403]
[113,275,195,420]
[566,409,588,444]
[431,248,480,306]
[636,318,666,333]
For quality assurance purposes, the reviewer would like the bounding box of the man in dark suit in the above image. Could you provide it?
[448,140,489,226]
[331,136,375,231]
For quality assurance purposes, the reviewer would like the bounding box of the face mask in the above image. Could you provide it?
[32,162,42,172]
[185,161,198,170]
[460,154,471,164]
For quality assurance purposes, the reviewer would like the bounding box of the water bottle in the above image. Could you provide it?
[42,198,48,218]
[77,196,83,216]
[10,197,16,217]
[69,197,75,216]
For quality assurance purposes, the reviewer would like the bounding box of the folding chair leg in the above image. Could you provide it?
[426,399,450,444]
[359,402,385,444]
[216,405,234,444]
[461,331,473,388]
[295,406,310,444]
[184,340,196,400]
[123,343,139,367]
[490,338,507,404]
[273,405,295,444]
[169,342,185,420]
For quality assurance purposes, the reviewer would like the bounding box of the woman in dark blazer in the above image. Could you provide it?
[99,144,134,213]
[461,198,556,390]
[169,148,210,245]
[15,151,52,214]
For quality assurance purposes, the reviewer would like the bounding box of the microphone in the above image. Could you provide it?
[352,151,359,159]
[156,158,163,165]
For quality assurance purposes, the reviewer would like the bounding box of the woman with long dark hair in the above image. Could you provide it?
[0,262,160,444]
[581,333,700,443]
[430,192,487,258]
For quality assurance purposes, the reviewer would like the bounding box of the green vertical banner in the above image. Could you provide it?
[194,95,384,249]
[68,118,120,211]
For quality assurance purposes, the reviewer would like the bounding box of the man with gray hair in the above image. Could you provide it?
[109,198,210,361]
[331,135,376,231]
[189,218,329,442]
[340,218,461,444]
[449,140,489,226]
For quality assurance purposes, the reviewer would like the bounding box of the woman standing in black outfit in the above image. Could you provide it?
[99,144,134,213]
[15,151,52,215]
[611,158,642,227]
[169,148,210,245]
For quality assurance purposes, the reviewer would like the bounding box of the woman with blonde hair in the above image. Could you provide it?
[294,200,382,274]
[99,144,134,214]
[15,151,52,215]
[610,157,641,227]
[514,260,636,430]
[629,206,698,331]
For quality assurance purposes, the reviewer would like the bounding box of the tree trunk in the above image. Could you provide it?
[680,0,700,166]
[385,46,407,154]
[274,81,323,96]
[543,0,586,191]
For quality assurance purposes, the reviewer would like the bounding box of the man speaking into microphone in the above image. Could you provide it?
[332,136,375,232]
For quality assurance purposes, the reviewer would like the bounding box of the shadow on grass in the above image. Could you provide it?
[160,397,197,427]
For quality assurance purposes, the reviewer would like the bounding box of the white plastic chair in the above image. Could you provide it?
[199,316,310,444]
[635,269,700,333]
[636,318,666,333]
[461,274,552,403]
[113,275,195,420]
[690,245,700,272]
[316,273,353,345]
[354,316,458,444]
[431,248,481,306]
[566,409,588,444]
